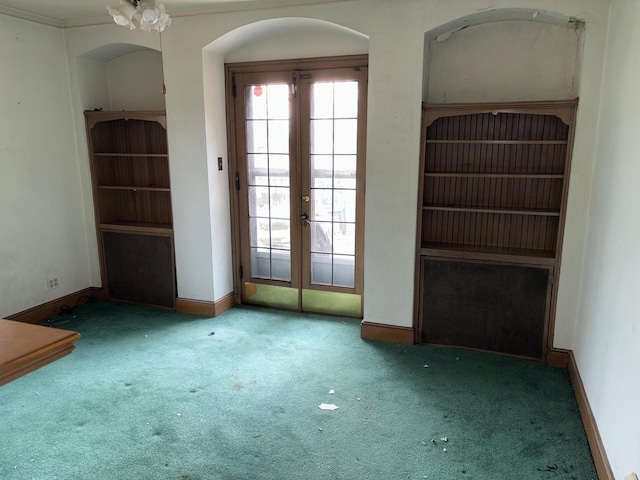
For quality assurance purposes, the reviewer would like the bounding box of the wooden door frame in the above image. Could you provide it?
[225,55,368,309]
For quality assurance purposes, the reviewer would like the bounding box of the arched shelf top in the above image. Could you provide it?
[85,111,167,130]
[422,100,578,128]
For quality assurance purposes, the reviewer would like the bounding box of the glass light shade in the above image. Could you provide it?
[108,0,171,32]
[106,0,136,29]
[142,7,159,24]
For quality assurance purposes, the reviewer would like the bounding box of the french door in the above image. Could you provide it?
[226,57,367,317]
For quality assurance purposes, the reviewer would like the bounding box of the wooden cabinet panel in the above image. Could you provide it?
[420,258,551,359]
[103,231,175,309]
[89,118,168,155]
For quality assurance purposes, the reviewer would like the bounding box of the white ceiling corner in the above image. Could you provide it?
[0,0,349,28]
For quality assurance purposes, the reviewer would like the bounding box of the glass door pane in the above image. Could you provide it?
[308,81,359,288]
[245,84,292,282]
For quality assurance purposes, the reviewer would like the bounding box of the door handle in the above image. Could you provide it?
[300,213,311,228]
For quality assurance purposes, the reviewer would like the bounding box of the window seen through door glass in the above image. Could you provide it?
[245,84,291,281]
[309,81,358,288]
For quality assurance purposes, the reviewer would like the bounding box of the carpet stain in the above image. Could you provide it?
[233,382,244,391]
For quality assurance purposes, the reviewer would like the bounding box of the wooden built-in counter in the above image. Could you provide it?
[0,319,80,386]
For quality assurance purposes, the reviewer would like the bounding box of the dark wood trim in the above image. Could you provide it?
[422,100,579,127]
[90,287,108,301]
[361,321,415,345]
[84,110,167,129]
[546,347,570,368]
[224,65,242,307]
[6,288,100,325]
[568,351,614,480]
[175,293,236,317]
[420,245,556,266]
[225,54,368,75]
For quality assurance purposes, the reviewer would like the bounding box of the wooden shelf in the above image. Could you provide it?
[425,173,564,179]
[98,186,171,192]
[420,243,556,266]
[425,140,568,145]
[94,153,169,158]
[100,221,173,235]
[423,205,560,217]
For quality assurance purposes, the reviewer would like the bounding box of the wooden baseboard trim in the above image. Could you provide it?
[6,288,101,324]
[90,287,108,301]
[175,293,236,317]
[214,292,235,316]
[361,321,415,344]
[568,351,614,480]
[546,347,570,368]
[175,298,216,316]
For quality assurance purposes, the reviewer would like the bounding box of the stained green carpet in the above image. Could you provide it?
[1,302,596,480]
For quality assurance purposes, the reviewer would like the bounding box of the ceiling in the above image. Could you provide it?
[0,0,338,27]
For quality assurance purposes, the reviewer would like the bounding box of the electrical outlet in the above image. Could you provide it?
[46,276,60,291]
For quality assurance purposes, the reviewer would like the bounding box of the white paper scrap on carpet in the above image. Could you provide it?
[319,403,339,410]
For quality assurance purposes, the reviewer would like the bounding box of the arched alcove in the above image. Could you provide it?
[423,9,583,102]
[217,17,368,63]
[196,17,369,302]
[416,9,585,358]
[77,43,165,111]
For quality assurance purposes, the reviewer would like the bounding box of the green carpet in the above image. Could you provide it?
[0,302,596,480]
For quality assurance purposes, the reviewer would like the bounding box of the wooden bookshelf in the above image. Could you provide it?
[85,111,175,309]
[415,100,577,359]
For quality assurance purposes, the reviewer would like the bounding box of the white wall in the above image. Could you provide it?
[203,50,234,301]
[107,50,165,111]
[63,0,608,334]
[428,20,580,103]
[224,26,368,63]
[574,0,640,476]
[76,57,110,111]
[0,14,90,317]
[65,31,162,287]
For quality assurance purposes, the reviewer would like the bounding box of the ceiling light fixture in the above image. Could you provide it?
[107,0,171,32]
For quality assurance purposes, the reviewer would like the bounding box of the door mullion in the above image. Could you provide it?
[289,70,303,310]
[298,73,313,292]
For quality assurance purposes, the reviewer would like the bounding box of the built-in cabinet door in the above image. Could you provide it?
[420,257,553,359]
[102,231,175,309]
